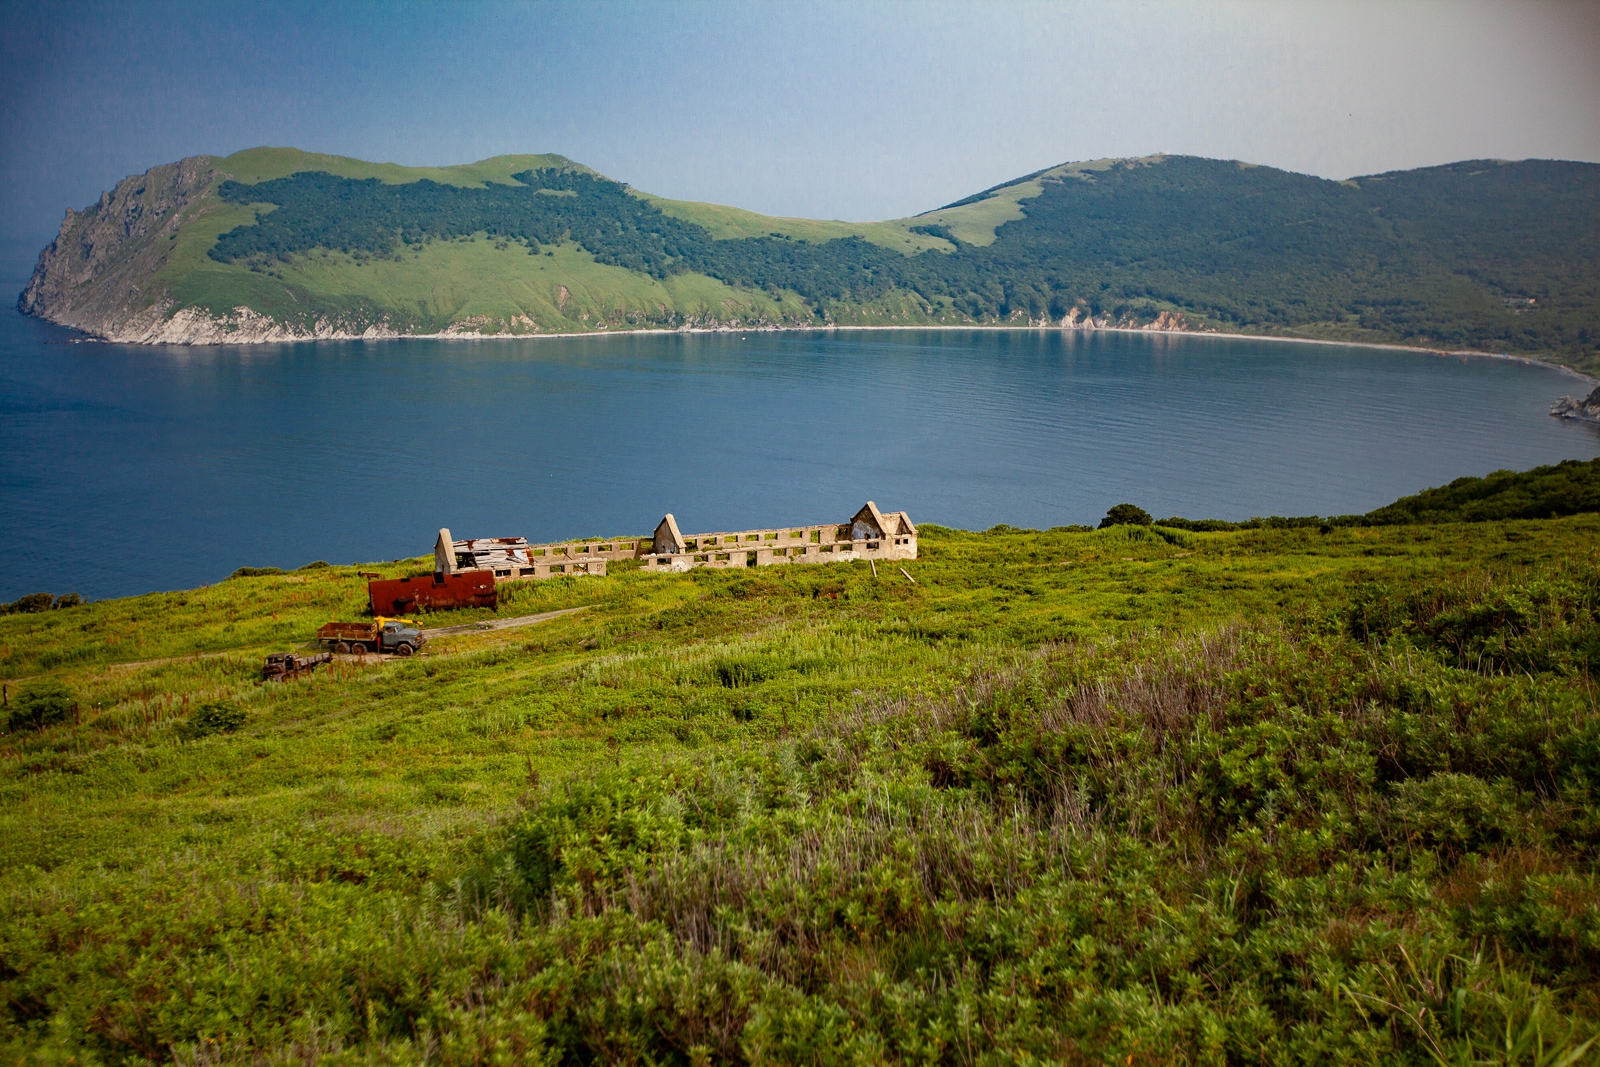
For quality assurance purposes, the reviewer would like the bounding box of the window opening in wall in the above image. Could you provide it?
[520,568,535,576]
[532,549,545,557]
[715,552,730,561]
[600,544,611,551]
[550,564,564,573]
[790,530,803,539]
[694,554,709,562]
[746,552,758,567]
[684,540,697,551]
[810,530,821,543]
[495,569,511,577]
[765,533,777,540]
[579,546,589,554]
[821,545,833,553]
[867,543,878,551]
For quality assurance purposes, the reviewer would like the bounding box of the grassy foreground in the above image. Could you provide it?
[2,516,1599,1063]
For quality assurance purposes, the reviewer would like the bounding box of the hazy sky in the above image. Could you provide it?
[3,0,1597,244]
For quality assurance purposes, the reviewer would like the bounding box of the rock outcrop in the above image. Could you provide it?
[1057,306,1205,333]
[1550,385,1600,424]
[18,156,223,340]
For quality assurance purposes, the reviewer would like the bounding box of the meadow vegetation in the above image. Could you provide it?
[2,497,1599,1062]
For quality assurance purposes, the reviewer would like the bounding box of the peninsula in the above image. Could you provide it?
[19,148,1600,374]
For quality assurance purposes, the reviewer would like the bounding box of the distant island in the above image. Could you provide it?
[18,147,1600,375]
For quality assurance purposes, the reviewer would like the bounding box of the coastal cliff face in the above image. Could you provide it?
[1551,385,1600,424]
[18,156,222,341]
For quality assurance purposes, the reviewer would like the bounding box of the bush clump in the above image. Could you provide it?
[178,702,250,740]
[4,592,80,614]
[6,678,74,732]
[230,567,284,579]
[1099,502,1153,528]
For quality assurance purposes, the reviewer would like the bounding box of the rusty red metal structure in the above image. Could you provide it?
[368,571,497,615]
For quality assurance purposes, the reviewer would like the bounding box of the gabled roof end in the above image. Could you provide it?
[434,528,455,573]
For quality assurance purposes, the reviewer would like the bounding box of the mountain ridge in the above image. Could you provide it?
[19,148,1600,372]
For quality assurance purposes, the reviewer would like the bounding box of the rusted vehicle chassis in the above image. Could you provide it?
[261,651,332,682]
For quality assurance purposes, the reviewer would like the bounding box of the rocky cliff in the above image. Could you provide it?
[18,156,226,341]
[1550,385,1600,424]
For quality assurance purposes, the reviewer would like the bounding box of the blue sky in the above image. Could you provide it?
[2,0,1597,244]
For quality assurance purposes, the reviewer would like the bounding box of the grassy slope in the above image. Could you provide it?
[2,515,1599,1060]
[159,148,950,331]
[217,147,595,188]
[640,194,950,253]
[170,235,816,333]
[900,156,1160,246]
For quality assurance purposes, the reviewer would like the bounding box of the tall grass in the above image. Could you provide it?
[2,519,1598,1062]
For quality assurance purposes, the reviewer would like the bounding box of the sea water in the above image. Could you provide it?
[3,253,1596,601]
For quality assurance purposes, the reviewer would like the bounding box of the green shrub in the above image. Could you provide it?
[1093,523,1195,548]
[1099,503,1152,528]
[178,701,250,739]
[5,592,55,614]
[230,566,284,578]
[7,678,74,731]
[1390,772,1521,857]
[711,654,787,688]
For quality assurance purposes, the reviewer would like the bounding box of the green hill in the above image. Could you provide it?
[4,469,1600,1060]
[18,147,1600,371]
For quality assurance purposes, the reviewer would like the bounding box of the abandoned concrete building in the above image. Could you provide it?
[434,502,915,582]
[637,501,917,573]
[434,530,610,580]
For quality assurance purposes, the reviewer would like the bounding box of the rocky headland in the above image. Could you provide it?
[1551,385,1600,424]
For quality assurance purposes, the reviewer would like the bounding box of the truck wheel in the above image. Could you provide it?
[351,643,368,655]
[335,642,351,654]
[395,643,414,657]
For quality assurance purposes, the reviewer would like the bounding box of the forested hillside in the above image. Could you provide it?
[21,148,1600,369]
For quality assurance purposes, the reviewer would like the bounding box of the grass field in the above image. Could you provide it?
[169,234,819,334]
[217,147,596,189]
[3,512,1598,1062]
[900,157,1164,247]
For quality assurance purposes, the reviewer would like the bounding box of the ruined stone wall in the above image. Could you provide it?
[476,509,916,582]
[640,519,917,574]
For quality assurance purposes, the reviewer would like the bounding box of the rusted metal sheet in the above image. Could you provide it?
[368,571,497,615]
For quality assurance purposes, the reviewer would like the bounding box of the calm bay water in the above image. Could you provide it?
[3,256,1597,602]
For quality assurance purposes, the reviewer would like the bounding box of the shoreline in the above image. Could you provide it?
[47,316,1598,386]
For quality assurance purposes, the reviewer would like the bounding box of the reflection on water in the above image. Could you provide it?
[2,308,1596,599]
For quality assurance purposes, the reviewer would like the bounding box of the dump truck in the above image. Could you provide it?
[316,618,426,656]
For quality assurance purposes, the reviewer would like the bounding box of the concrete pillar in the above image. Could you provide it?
[434,529,455,575]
